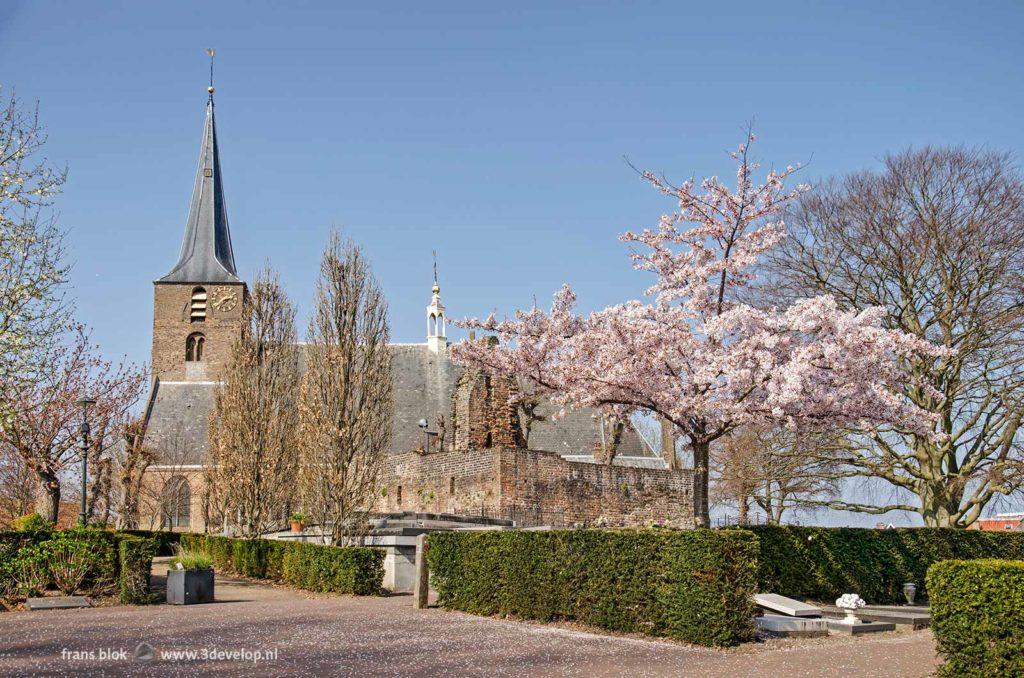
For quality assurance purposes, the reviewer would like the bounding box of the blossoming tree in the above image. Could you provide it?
[452,133,941,527]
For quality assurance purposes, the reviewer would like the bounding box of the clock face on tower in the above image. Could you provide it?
[209,286,239,314]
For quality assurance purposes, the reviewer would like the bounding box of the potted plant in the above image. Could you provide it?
[166,548,214,605]
[289,512,305,532]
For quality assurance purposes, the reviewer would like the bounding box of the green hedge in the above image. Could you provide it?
[180,534,384,596]
[118,529,181,557]
[426,529,758,647]
[0,529,156,604]
[117,536,158,604]
[928,559,1024,677]
[742,525,1024,603]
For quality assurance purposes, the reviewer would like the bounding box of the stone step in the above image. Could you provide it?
[26,596,91,611]
[826,619,897,635]
[753,593,822,617]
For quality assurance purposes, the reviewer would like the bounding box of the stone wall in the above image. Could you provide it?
[151,282,246,382]
[451,369,524,452]
[381,446,694,528]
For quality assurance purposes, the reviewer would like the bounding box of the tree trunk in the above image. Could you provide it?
[39,470,61,524]
[920,482,964,528]
[692,440,710,528]
[737,497,749,524]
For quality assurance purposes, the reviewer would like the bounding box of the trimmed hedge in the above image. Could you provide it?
[742,525,1024,603]
[0,529,156,604]
[119,529,181,557]
[118,536,158,604]
[180,534,384,596]
[928,559,1024,677]
[426,529,759,647]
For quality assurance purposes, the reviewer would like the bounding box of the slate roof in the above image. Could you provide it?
[144,344,653,465]
[158,96,240,284]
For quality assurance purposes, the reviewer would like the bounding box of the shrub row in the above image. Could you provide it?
[179,534,384,596]
[0,529,157,604]
[426,529,759,647]
[118,529,181,557]
[927,559,1024,677]
[741,525,1024,603]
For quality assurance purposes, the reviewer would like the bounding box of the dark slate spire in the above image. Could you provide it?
[159,91,240,284]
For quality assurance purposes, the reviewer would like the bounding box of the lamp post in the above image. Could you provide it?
[76,396,96,527]
[417,418,437,454]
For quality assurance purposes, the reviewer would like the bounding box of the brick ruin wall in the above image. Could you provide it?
[381,447,694,528]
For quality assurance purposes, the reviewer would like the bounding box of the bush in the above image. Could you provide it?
[180,534,384,596]
[118,536,157,605]
[927,559,1024,677]
[426,529,759,647]
[10,544,49,598]
[38,532,95,595]
[169,546,213,571]
[742,525,1024,603]
[12,513,50,532]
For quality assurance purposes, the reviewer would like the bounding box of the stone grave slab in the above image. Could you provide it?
[756,614,829,637]
[826,619,897,635]
[753,593,822,617]
[26,596,91,611]
[822,605,930,629]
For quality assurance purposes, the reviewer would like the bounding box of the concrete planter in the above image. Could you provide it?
[166,568,215,605]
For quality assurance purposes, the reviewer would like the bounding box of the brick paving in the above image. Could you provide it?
[0,564,940,677]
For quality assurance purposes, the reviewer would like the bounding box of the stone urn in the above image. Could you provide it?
[835,593,866,624]
[903,582,917,605]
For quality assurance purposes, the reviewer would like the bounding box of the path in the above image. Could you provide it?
[0,561,941,677]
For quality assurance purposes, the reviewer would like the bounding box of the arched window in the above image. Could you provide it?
[190,287,207,322]
[185,333,205,362]
[162,476,191,529]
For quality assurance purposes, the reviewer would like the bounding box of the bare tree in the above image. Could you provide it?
[768,146,1024,526]
[0,325,145,524]
[0,88,70,419]
[299,233,393,545]
[712,427,840,524]
[207,265,300,538]
[112,418,153,530]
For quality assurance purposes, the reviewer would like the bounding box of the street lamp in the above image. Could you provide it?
[417,418,437,454]
[76,396,96,527]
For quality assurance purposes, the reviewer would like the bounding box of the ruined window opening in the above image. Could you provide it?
[186,333,205,362]
[190,287,207,322]
[449,477,455,494]
[397,485,402,505]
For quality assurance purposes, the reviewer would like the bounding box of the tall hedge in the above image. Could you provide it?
[180,534,384,596]
[927,559,1024,677]
[743,525,1024,603]
[426,529,759,647]
[117,536,158,604]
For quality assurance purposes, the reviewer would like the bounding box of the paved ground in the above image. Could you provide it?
[0,561,940,677]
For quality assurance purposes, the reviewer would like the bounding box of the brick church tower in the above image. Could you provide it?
[151,87,246,382]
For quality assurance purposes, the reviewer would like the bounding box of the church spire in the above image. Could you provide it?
[159,57,240,284]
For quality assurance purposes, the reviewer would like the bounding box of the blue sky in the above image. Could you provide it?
[3,1,1021,365]
[3,1,1022,525]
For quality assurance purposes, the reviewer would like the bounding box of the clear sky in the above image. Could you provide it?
[2,1,1023,523]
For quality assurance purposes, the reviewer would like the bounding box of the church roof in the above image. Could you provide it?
[159,95,240,284]
[143,344,653,466]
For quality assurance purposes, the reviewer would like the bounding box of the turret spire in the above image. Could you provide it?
[159,59,239,284]
[427,252,446,353]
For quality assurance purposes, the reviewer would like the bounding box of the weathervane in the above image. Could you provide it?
[206,48,216,96]
[432,250,440,295]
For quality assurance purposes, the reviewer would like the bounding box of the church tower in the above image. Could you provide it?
[151,85,246,382]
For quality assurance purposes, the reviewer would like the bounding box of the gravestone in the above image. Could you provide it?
[754,593,822,617]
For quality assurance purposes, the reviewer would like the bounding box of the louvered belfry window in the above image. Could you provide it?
[190,287,207,322]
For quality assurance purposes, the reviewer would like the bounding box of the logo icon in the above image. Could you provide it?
[134,642,155,662]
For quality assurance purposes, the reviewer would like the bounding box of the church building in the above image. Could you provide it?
[140,87,694,532]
